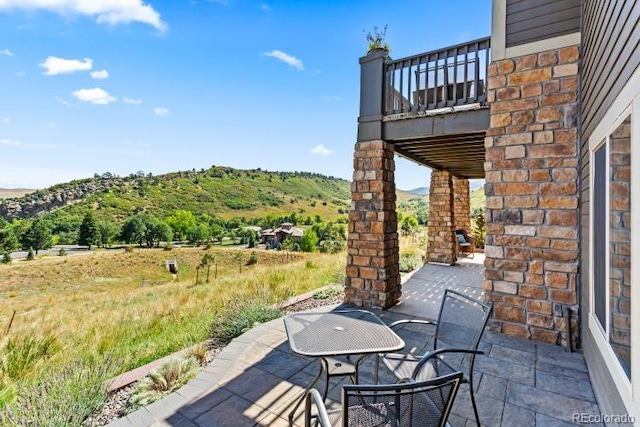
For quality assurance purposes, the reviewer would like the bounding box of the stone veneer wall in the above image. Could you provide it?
[454,177,471,233]
[427,170,457,265]
[345,140,401,308]
[484,45,580,345]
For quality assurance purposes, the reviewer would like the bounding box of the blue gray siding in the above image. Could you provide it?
[580,0,640,418]
[506,0,581,47]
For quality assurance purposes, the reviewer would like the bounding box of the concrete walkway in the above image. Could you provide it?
[107,256,602,427]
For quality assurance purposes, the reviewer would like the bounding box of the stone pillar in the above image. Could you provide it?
[426,170,457,265]
[345,140,401,309]
[453,177,471,233]
[484,45,580,346]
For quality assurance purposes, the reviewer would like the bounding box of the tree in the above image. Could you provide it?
[300,229,318,253]
[199,253,215,283]
[187,223,211,246]
[472,208,486,248]
[145,218,173,248]
[0,227,19,253]
[21,218,53,255]
[121,213,148,247]
[167,210,196,241]
[97,220,120,247]
[233,252,244,273]
[400,215,420,236]
[78,212,98,250]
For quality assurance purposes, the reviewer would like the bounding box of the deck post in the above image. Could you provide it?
[345,140,400,309]
[426,170,457,265]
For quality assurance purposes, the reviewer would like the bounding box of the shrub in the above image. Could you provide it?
[399,249,423,273]
[313,285,344,300]
[247,251,258,265]
[1,252,11,264]
[188,343,209,367]
[211,296,282,345]
[163,243,174,251]
[124,246,134,253]
[26,248,34,261]
[58,248,67,256]
[1,356,116,426]
[127,357,200,411]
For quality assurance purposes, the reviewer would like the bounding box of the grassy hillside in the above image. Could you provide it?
[3,167,352,224]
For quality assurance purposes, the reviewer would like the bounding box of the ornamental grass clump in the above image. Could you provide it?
[312,284,344,300]
[128,356,200,411]
[0,356,116,426]
[210,292,283,345]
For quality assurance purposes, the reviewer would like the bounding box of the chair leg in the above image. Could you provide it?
[321,358,330,401]
[469,386,481,426]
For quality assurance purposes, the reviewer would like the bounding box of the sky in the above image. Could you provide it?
[0,0,491,191]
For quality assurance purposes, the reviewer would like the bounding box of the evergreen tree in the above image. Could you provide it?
[78,212,98,250]
[21,219,53,255]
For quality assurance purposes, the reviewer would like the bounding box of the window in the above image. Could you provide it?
[591,115,632,380]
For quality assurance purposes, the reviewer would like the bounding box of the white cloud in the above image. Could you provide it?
[15,71,25,77]
[40,56,92,75]
[90,69,109,79]
[72,88,117,105]
[0,0,167,32]
[322,96,341,101]
[262,50,304,70]
[123,97,142,105]
[0,139,21,146]
[310,145,333,156]
[1,48,12,56]
[153,107,169,115]
[260,4,269,10]
[2,117,9,123]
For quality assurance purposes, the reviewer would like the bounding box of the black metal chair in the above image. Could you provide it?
[304,372,463,427]
[376,289,493,426]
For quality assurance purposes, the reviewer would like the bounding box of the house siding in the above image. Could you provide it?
[581,0,640,141]
[506,0,581,48]
[580,0,640,418]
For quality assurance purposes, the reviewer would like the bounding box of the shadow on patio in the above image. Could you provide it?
[108,257,602,427]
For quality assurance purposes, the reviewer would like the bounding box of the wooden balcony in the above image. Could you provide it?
[359,37,491,179]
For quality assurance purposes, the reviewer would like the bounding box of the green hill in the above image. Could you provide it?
[0,167,353,224]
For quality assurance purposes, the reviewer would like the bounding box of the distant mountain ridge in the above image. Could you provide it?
[0,188,35,200]
[407,187,430,196]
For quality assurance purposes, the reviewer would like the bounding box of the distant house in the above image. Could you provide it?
[260,222,303,248]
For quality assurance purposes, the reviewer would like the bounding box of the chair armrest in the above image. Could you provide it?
[413,348,484,379]
[305,388,332,427]
[388,319,437,330]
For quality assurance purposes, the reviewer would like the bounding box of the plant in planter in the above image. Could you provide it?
[365,24,390,54]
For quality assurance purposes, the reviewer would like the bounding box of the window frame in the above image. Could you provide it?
[588,83,640,416]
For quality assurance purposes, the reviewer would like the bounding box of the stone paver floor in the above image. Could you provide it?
[107,257,602,427]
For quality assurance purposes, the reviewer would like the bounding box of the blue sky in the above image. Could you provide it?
[0,0,491,190]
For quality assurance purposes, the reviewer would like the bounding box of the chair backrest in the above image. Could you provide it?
[342,372,463,427]
[434,289,493,355]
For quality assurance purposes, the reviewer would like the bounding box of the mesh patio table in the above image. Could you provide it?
[283,309,405,425]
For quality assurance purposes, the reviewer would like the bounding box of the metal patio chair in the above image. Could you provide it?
[376,289,493,426]
[304,372,463,427]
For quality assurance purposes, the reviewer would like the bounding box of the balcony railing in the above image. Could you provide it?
[384,37,491,116]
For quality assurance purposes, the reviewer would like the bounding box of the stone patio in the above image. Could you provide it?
[107,256,602,427]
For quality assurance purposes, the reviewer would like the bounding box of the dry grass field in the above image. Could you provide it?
[0,246,345,380]
[0,189,34,199]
